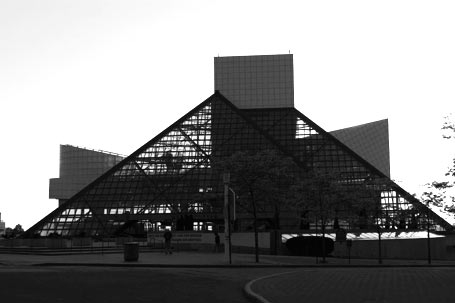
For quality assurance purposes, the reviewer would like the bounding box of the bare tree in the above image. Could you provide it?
[296,170,377,262]
[216,150,301,262]
[422,114,455,220]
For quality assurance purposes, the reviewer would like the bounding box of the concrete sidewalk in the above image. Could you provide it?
[1,249,455,267]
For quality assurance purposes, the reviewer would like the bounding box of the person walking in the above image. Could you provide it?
[214,232,221,253]
[163,228,173,254]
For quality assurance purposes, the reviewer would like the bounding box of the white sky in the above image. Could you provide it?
[1,0,454,229]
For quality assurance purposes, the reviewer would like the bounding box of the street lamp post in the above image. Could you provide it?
[426,204,432,265]
[223,173,231,264]
[229,187,236,221]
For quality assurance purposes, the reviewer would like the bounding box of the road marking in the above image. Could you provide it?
[244,271,297,303]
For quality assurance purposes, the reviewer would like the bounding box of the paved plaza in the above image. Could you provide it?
[248,267,455,303]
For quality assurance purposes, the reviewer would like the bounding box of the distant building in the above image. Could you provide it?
[330,119,390,178]
[25,54,451,238]
[214,54,294,109]
[214,54,391,177]
[49,145,124,206]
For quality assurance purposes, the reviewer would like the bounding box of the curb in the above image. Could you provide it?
[244,271,297,303]
[31,262,455,268]
[34,263,293,268]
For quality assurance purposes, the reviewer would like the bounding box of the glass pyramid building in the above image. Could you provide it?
[24,55,452,238]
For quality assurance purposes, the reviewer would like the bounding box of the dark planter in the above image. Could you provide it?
[285,236,334,257]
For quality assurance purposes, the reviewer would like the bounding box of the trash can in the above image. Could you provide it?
[124,242,139,261]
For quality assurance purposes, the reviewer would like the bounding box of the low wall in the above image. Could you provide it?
[147,231,271,252]
[0,238,68,248]
[332,237,455,260]
[230,232,270,248]
[7,232,454,260]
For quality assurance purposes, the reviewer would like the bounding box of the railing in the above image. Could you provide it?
[0,237,164,255]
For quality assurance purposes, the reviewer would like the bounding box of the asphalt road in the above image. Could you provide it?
[251,267,455,303]
[3,265,455,303]
[0,266,285,303]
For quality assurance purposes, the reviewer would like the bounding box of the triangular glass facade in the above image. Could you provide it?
[25,92,452,237]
